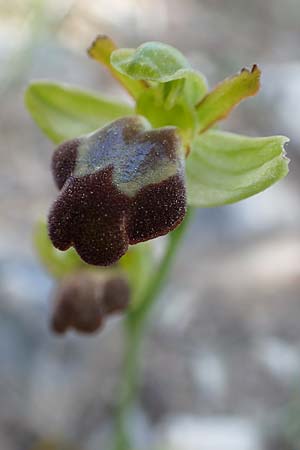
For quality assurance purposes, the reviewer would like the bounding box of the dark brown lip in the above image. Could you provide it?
[49,117,186,266]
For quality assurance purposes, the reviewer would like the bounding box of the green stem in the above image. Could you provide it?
[113,208,194,450]
[113,319,142,450]
[133,207,193,325]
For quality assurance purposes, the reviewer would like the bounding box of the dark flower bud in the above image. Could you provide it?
[48,116,186,266]
[102,277,131,314]
[51,272,129,334]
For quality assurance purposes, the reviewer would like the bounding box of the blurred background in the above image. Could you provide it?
[1,0,300,449]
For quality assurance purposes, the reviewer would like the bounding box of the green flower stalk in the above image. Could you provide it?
[25,34,289,450]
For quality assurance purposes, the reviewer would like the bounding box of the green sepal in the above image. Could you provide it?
[186,130,289,207]
[25,81,134,144]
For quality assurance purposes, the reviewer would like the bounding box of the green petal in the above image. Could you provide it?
[119,243,154,307]
[196,65,261,133]
[187,130,289,207]
[88,35,148,98]
[34,220,87,278]
[25,81,134,144]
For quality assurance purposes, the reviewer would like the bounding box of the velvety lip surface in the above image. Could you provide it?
[48,116,187,266]
[74,116,184,197]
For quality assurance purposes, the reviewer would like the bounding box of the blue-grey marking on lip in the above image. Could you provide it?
[73,116,183,196]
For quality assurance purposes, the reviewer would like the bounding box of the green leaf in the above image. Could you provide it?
[88,35,148,98]
[34,220,88,278]
[186,130,289,207]
[25,81,134,144]
[119,242,154,307]
[111,41,203,85]
[196,65,261,133]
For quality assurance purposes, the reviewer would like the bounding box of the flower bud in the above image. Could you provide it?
[51,272,130,334]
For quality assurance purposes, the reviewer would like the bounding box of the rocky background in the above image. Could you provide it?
[1,0,300,449]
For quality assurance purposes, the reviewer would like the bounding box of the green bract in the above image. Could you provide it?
[120,243,154,307]
[34,220,87,278]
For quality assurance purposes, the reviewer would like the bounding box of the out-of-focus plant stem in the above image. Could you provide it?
[113,208,194,450]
